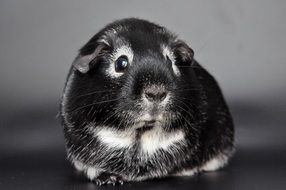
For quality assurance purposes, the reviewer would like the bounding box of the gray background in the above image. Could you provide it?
[0,0,286,190]
[1,0,286,109]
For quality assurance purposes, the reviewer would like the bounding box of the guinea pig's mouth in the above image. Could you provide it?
[136,120,156,132]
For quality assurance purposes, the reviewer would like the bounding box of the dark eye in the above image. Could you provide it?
[115,55,129,72]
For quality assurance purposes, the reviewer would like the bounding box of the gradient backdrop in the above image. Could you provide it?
[1,1,286,190]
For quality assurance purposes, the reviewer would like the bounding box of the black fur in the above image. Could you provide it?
[60,18,234,184]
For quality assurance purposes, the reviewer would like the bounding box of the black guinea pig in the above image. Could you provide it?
[60,18,234,185]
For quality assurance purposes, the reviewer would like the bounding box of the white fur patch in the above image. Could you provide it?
[200,153,230,172]
[92,127,134,148]
[97,38,110,46]
[106,45,134,78]
[86,167,101,180]
[91,124,185,156]
[140,127,185,155]
[73,159,86,171]
[72,159,102,180]
[173,168,198,176]
[162,45,180,76]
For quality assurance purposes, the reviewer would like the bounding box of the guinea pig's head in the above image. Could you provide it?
[64,18,201,132]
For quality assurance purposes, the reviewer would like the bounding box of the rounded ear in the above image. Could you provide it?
[171,40,194,65]
[72,42,109,73]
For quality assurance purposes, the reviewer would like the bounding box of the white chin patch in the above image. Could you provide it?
[106,45,134,78]
[162,45,180,76]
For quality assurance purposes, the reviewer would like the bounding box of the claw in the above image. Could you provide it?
[93,172,124,186]
[95,179,102,186]
[118,179,124,185]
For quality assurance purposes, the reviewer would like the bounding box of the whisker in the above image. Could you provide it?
[173,97,195,109]
[175,88,202,92]
[97,101,135,127]
[195,30,221,55]
[176,65,202,69]
[74,89,118,99]
[71,97,121,113]
[174,107,199,132]
[173,99,195,120]
[175,96,196,103]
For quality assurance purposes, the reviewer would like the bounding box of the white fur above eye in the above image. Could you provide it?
[106,45,134,78]
[162,45,180,76]
[97,38,110,46]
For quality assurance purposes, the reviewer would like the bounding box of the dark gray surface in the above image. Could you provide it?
[1,100,285,190]
[1,0,286,189]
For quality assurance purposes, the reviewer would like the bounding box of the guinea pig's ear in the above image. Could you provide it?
[171,40,194,65]
[72,42,109,73]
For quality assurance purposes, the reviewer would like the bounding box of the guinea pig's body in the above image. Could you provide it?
[60,18,234,185]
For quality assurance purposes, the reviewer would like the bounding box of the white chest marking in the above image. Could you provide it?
[92,126,185,155]
[140,127,185,155]
[93,127,134,148]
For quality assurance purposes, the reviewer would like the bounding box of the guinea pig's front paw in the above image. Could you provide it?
[94,172,124,186]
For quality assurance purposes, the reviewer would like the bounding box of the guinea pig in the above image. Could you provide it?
[60,18,234,185]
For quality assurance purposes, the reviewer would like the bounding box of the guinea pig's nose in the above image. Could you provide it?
[144,87,167,102]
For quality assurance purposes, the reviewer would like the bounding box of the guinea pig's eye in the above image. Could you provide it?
[115,55,129,72]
